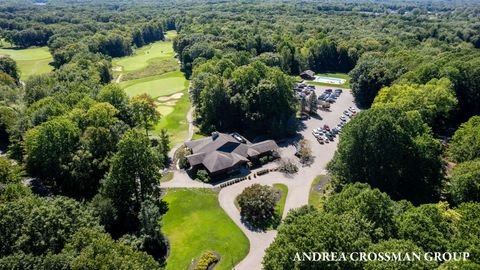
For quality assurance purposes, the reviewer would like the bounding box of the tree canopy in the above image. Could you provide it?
[328,107,443,204]
[448,116,480,163]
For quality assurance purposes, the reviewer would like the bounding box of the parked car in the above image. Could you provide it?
[325,89,333,93]
[331,128,339,134]
[340,115,347,121]
[323,124,330,131]
[317,136,324,144]
[335,89,343,93]
[349,107,356,112]
[343,110,351,117]
[326,98,335,103]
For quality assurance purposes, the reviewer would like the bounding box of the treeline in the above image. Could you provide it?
[0,34,170,267]
[264,183,480,269]
[0,1,172,63]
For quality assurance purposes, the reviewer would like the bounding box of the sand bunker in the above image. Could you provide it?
[158,101,177,106]
[158,92,184,101]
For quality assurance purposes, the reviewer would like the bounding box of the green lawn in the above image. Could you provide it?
[154,87,190,148]
[273,184,288,218]
[160,172,174,183]
[121,71,186,98]
[113,30,176,73]
[0,46,53,79]
[305,72,351,89]
[162,189,249,270]
[309,175,331,209]
[156,105,174,116]
[117,29,191,149]
[191,132,206,140]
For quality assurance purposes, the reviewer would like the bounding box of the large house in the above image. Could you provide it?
[184,132,278,176]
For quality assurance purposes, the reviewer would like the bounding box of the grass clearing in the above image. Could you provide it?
[0,47,53,79]
[305,72,351,89]
[309,175,331,209]
[122,58,178,81]
[113,31,176,73]
[121,71,186,98]
[162,189,249,270]
[192,132,206,140]
[273,183,288,218]
[160,172,174,183]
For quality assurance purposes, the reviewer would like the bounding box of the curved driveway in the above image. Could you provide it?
[163,86,356,270]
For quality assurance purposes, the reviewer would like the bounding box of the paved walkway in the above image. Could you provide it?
[163,85,357,270]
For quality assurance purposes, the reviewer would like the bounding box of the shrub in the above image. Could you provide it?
[194,250,219,270]
[237,184,277,228]
[196,169,210,183]
[259,156,270,165]
[296,139,314,166]
[176,146,191,169]
[278,159,298,174]
[257,169,270,176]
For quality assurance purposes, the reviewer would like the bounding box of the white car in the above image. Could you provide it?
[349,107,357,113]
[343,110,351,117]
[340,115,347,122]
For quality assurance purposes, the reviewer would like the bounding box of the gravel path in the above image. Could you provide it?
[163,85,357,269]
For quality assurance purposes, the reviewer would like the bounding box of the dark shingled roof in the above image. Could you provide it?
[185,132,278,174]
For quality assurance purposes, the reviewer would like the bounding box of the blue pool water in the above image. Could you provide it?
[313,76,346,85]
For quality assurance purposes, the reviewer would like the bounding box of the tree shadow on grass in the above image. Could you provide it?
[240,214,280,232]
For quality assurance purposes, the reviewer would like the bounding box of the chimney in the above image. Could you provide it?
[211,132,219,140]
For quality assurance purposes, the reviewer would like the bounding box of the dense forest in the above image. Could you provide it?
[1,0,480,269]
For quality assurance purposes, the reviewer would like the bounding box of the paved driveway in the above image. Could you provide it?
[163,85,358,270]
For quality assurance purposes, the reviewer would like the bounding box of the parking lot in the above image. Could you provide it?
[295,83,358,142]
[286,83,359,166]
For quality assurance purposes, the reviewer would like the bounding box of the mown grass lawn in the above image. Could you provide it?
[162,189,249,270]
[273,183,288,218]
[121,71,186,98]
[0,46,53,79]
[113,30,176,73]
[305,72,351,89]
[154,88,190,148]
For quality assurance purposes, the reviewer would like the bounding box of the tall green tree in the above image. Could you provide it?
[324,183,397,240]
[448,116,480,163]
[328,107,443,204]
[130,94,161,136]
[0,57,19,82]
[24,117,80,190]
[0,196,98,256]
[101,129,161,231]
[373,78,457,127]
[448,159,480,204]
[263,206,372,270]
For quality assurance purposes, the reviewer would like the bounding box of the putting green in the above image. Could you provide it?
[113,30,177,73]
[121,71,186,98]
[0,47,53,79]
[156,105,174,116]
[162,189,249,270]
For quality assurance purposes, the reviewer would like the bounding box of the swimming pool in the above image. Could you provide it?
[313,76,346,85]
